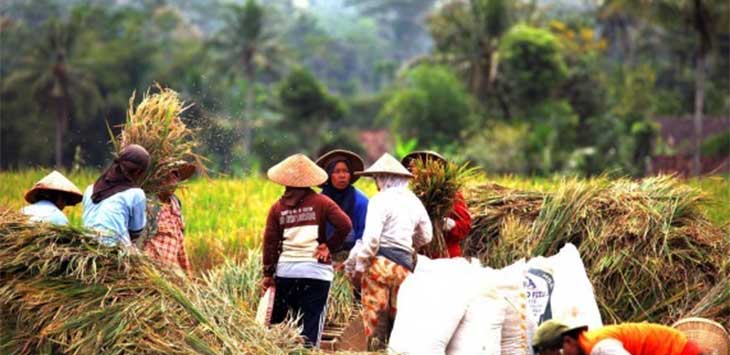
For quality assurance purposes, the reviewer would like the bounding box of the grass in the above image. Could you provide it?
[1,169,726,270]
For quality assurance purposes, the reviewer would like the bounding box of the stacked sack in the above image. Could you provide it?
[388,243,601,355]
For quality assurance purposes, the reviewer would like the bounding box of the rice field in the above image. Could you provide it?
[1,169,727,271]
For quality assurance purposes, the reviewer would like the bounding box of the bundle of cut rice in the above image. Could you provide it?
[409,159,477,258]
[463,175,730,328]
[111,85,205,195]
[0,209,307,355]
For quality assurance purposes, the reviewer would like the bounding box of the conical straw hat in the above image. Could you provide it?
[24,170,83,205]
[267,154,328,187]
[673,317,729,355]
[316,149,365,184]
[356,153,413,178]
[401,150,447,171]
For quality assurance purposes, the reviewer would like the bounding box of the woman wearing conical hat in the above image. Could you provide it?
[261,154,352,348]
[315,149,369,253]
[82,144,150,246]
[350,153,433,351]
[21,171,84,225]
[401,150,472,258]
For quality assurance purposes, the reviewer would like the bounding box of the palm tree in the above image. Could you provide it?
[426,0,515,116]
[2,18,101,168]
[212,0,285,155]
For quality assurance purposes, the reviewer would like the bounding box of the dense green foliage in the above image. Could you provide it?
[1,0,728,176]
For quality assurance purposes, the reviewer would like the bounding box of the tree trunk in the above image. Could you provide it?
[54,101,68,169]
[243,62,255,156]
[692,49,706,176]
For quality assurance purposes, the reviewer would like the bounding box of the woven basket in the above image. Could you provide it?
[673,317,730,355]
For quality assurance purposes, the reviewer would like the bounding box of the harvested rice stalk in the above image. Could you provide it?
[409,159,477,258]
[111,85,206,195]
[0,209,307,355]
[463,175,730,328]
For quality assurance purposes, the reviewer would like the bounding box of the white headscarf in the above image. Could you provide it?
[374,174,410,191]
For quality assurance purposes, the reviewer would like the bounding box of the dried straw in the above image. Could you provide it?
[0,209,310,355]
[111,85,205,195]
[409,159,477,258]
[463,175,730,328]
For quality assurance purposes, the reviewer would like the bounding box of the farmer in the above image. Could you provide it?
[21,170,83,225]
[82,144,150,246]
[401,150,472,258]
[532,319,706,355]
[261,154,352,348]
[142,162,196,274]
[315,149,369,253]
[351,153,433,351]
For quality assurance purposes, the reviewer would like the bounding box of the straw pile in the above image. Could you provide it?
[463,175,730,328]
[409,159,476,258]
[0,209,308,355]
[112,85,205,195]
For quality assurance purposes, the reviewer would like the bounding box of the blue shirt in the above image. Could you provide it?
[20,200,69,226]
[82,185,146,246]
[325,187,369,250]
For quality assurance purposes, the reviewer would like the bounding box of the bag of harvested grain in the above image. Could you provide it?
[446,268,505,355]
[498,259,537,355]
[256,287,275,326]
[524,256,555,325]
[549,243,602,329]
[389,257,476,355]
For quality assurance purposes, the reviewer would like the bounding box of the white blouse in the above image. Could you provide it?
[355,186,432,272]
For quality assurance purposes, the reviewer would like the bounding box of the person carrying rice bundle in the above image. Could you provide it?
[402,150,472,258]
[533,319,706,355]
[261,154,352,348]
[82,144,150,246]
[351,152,433,351]
[20,170,83,225]
[142,162,196,274]
[315,149,369,254]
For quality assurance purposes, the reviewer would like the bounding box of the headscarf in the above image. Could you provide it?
[91,144,150,203]
[321,158,357,217]
[374,174,410,191]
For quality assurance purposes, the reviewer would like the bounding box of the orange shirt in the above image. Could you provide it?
[579,323,688,355]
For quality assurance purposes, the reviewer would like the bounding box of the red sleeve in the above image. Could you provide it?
[262,203,282,277]
[446,192,472,242]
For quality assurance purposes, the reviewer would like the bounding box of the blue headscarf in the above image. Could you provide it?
[321,158,357,218]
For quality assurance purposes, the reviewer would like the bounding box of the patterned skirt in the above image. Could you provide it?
[360,256,411,350]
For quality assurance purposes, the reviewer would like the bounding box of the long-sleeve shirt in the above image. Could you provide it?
[579,323,696,355]
[263,188,352,279]
[355,186,432,273]
[445,191,472,257]
[82,185,146,246]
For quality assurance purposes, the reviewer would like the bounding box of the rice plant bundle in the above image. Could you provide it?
[112,85,205,195]
[0,209,309,355]
[463,175,730,328]
[409,159,477,258]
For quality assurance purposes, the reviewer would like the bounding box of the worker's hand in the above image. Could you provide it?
[442,217,456,231]
[261,276,275,294]
[314,243,331,263]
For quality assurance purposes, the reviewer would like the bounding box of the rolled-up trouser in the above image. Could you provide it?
[270,277,330,348]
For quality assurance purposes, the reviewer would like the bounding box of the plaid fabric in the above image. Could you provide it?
[143,197,190,272]
[360,256,411,351]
